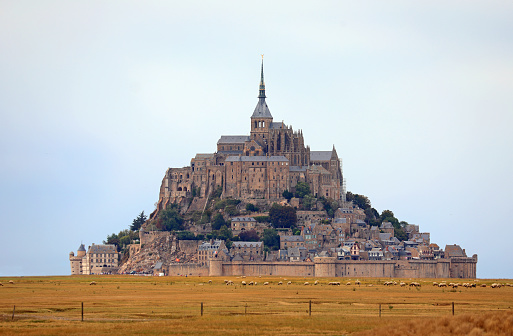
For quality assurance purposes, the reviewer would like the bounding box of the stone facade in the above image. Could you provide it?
[69,243,119,275]
[153,60,344,217]
[196,255,478,279]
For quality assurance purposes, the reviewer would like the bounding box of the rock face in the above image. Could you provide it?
[118,232,197,274]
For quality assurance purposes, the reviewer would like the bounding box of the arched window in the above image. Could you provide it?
[177,187,182,191]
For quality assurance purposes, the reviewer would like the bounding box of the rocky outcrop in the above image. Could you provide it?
[118,232,197,274]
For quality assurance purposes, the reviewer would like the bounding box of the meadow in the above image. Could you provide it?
[1,275,512,335]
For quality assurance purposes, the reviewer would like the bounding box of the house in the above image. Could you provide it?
[231,217,257,235]
[231,241,263,261]
[198,240,226,266]
[280,235,305,250]
[69,243,119,275]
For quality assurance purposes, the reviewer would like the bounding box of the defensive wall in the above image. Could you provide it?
[167,256,477,278]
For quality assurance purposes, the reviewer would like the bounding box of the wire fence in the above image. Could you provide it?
[4,300,493,322]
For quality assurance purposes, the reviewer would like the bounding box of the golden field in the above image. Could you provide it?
[1,275,512,335]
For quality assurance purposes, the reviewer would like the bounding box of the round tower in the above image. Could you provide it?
[77,244,86,258]
[209,258,223,277]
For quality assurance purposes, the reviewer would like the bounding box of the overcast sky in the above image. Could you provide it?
[1,1,512,278]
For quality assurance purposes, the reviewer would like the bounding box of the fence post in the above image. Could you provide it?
[452,302,454,316]
[245,303,247,315]
[309,300,312,316]
[379,304,381,318]
[12,305,15,321]
[201,302,203,316]
[81,302,84,321]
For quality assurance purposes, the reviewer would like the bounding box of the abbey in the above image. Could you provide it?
[156,60,344,211]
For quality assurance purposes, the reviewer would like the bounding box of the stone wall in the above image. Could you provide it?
[204,257,477,279]
[178,240,201,257]
[168,263,209,276]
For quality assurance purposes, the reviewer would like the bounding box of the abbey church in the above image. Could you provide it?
[155,60,344,213]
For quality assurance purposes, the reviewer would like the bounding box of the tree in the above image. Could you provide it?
[302,194,315,210]
[295,182,311,198]
[346,192,371,210]
[269,203,297,228]
[262,228,280,250]
[282,190,293,201]
[157,204,184,231]
[245,203,259,212]
[130,211,147,231]
[238,229,259,242]
[211,213,227,231]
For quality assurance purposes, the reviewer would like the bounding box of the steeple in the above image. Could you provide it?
[251,55,273,119]
[258,56,266,99]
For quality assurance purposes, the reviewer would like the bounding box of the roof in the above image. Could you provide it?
[270,122,284,129]
[308,165,330,174]
[310,151,332,161]
[88,244,117,254]
[194,153,215,160]
[78,244,86,252]
[281,235,304,242]
[225,155,288,162]
[333,218,347,224]
[231,217,256,222]
[289,166,307,172]
[232,241,262,248]
[445,244,467,258]
[251,99,273,119]
[217,135,250,144]
[153,261,163,270]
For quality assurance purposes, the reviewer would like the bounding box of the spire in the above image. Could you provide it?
[251,55,273,119]
[258,55,266,99]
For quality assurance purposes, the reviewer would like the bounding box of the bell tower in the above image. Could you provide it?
[250,56,273,149]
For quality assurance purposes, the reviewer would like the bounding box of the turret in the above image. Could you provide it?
[250,56,273,147]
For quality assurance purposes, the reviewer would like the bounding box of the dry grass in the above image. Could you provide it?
[0,276,512,335]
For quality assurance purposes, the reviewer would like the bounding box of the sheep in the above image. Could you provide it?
[263,282,269,286]
[241,281,246,286]
[278,281,283,285]
[226,280,234,285]
[254,282,258,286]
[248,281,254,286]
[355,280,361,286]
[0,283,3,286]
[89,281,96,285]
[480,284,487,287]
[438,282,447,287]
[304,282,310,286]
[314,280,319,285]
[287,281,292,285]
[345,282,351,286]
[208,280,212,284]
[224,280,229,283]
[400,282,406,287]
[9,280,14,284]
[433,282,439,287]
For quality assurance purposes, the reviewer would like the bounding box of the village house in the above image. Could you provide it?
[280,235,305,249]
[230,217,257,235]
[198,240,226,266]
[231,241,263,261]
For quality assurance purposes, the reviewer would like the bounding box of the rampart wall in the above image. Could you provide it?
[197,257,477,279]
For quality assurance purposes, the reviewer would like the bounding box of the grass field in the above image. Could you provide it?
[1,276,512,335]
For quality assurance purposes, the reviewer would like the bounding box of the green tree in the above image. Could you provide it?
[302,194,315,210]
[211,213,227,231]
[262,228,280,250]
[294,182,311,198]
[269,203,297,228]
[346,192,371,210]
[238,229,259,242]
[282,190,293,201]
[157,203,184,231]
[130,211,147,231]
[245,203,259,212]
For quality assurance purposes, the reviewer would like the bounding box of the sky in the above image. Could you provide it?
[1,1,512,279]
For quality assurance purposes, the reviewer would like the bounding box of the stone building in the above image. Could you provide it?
[153,59,345,216]
[69,243,119,275]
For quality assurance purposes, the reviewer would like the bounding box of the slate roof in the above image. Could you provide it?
[281,235,304,242]
[231,217,256,222]
[232,241,263,248]
[308,165,330,174]
[251,99,273,119]
[88,244,117,254]
[310,151,332,161]
[194,153,215,160]
[289,166,307,172]
[225,156,288,162]
[217,135,250,144]
[78,244,86,252]
[333,218,347,224]
[270,122,285,129]
[153,261,163,270]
